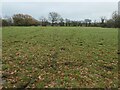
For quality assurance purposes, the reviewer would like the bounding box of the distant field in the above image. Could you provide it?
[2,27,118,88]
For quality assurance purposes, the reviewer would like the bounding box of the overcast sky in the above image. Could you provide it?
[1,0,120,2]
[2,1,119,21]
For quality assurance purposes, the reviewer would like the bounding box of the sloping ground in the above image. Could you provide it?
[2,27,118,88]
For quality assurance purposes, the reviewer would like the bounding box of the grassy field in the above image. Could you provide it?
[2,26,118,88]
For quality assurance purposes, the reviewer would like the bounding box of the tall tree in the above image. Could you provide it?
[84,19,91,27]
[65,19,71,26]
[39,16,48,26]
[88,19,91,26]
[100,16,106,27]
[100,16,106,24]
[112,11,120,28]
[48,12,61,26]
[59,17,64,26]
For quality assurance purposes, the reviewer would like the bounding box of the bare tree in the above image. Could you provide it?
[100,16,106,24]
[48,12,61,26]
[39,16,48,26]
[112,11,120,28]
[59,17,64,26]
[65,18,71,26]
[88,19,92,26]
[84,19,91,27]
[112,11,118,21]
[59,17,64,23]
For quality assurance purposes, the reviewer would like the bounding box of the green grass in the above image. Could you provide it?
[2,26,118,88]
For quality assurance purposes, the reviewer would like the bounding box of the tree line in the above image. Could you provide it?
[1,11,120,28]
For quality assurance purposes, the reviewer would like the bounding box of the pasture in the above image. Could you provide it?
[2,27,118,88]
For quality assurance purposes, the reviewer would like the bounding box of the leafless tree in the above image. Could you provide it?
[48,12,61,26]
[39,16,48,26]
[112,11,120,28]
[84,19,91,27]
[100,16,106,24]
